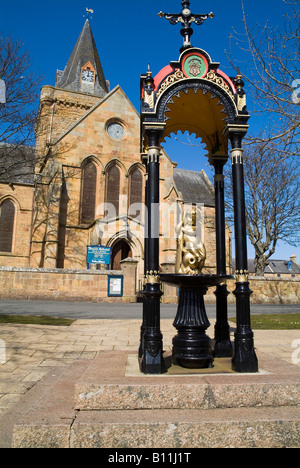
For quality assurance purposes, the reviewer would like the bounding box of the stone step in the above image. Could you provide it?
[75,380,300,411]
[74,352,300,411]
[8,351,300,448]
[13,406,300,448]
[72,407,300,449]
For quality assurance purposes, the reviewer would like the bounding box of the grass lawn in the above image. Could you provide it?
[0,315,75,326]
[230,314,300,330]
[1,313,299,329]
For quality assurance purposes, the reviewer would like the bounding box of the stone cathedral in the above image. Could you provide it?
[0,19,231,296]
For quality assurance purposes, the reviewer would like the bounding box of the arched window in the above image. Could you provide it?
[0,200,15,253]
[106,165,120,217]
[81,160,97,224]
[128,168,143,218]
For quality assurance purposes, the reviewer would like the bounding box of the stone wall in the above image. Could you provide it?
[0,267,298,305]
[0,266,134,303]
[204,277,300,305]
[0,183,34,268]
[246,277,300,305]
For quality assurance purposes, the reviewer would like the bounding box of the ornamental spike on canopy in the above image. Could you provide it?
[158,1,214,52]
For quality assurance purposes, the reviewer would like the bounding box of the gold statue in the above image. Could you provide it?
[175,208,206,275]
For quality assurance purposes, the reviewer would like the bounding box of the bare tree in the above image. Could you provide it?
[0,34,42,181]
[226,0,300,154]
[0,35,42,144]
[225,141,300,276]
[223,0,300,274]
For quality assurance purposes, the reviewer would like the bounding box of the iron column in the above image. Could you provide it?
[230,134,258,373]
[210,155,232,358]
[139,153,149,359]
[139,127,165,374]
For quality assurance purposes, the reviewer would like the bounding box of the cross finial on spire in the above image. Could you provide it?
[158,1,214,52]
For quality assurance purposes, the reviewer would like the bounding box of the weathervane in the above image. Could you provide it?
[158,1,214,52]
[84,7,94,20]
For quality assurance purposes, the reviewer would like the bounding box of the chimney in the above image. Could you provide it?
[290,254,297,264]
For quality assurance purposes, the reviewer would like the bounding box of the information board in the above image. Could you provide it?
[108,276,123,297]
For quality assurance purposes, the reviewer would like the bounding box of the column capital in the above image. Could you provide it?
[143,123,166,138]
[209,154,228,166]
[143,123,166,150]
[223,123,249,149]
[209,154,229,171]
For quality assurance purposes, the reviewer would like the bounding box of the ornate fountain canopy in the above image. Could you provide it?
[140,1,250,156]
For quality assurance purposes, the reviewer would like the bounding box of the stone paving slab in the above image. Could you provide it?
[1,319,299,416]
[0,320,148,415]
[2,360,87,448]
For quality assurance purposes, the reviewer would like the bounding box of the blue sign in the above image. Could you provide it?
[87,245,111,265]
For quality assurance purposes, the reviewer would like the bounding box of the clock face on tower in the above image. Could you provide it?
[82,69,95,83]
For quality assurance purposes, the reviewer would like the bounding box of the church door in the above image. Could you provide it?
[111,240,132,270]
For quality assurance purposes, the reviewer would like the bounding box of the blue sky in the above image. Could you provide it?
[0,0,290,107]
[0,0,298,261]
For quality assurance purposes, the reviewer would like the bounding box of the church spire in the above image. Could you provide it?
[56,19,109,97]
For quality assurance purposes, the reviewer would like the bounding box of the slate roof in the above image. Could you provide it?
[265,259,300,275]
[173,168,215,206]
[56,19,109,97]
[233,258,300,275]
[0,143,35,185]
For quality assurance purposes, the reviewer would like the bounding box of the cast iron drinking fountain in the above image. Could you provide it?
[161,207,232,369]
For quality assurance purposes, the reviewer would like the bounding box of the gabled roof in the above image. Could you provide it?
[56,19,109,97]
[173,168,215,206]
[51,85,139,145]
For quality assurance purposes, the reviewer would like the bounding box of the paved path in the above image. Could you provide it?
[0,316,299,417]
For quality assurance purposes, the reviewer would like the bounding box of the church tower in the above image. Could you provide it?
[32,19,112,268]
[35,19,109,157]
[31,18,144,272]
[56,19,110,96]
